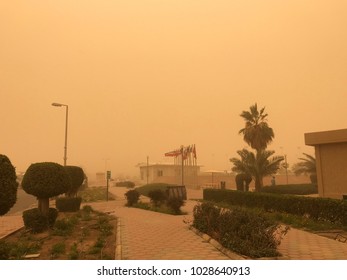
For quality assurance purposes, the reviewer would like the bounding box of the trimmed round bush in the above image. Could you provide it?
[22,207,58,232]
[22,162,70,198]
[23,208,49,233]
[22,162,71,216]
[56,197,82,212]
[64,166,85,197]
[0,154,18,215]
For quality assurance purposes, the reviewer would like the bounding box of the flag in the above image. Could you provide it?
[183,146,190,159]
[165,149,181,157]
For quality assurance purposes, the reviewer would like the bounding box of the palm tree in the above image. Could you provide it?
[292,153,317,183]
[230,149,284,191]
[239,103,274,152]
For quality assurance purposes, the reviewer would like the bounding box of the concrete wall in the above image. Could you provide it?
[139,164,200,188]
[315,143,347,198]
[305,128,347,199]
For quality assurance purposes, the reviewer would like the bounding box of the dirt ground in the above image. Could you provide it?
[4,209,116,260]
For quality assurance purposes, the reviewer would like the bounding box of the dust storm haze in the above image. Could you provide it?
[1,1,347,180]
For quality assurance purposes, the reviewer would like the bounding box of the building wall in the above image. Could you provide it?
[315,143,347,199]
[139,165,310,190]
[139,165,200,188]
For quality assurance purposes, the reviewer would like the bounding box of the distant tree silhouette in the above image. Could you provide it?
[292,153,317,184]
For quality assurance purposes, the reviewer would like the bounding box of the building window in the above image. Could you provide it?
[157,170,163,177]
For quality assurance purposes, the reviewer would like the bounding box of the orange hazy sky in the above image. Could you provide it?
[1,1,347,178]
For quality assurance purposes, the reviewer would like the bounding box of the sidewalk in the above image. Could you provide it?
[1,187,347,259]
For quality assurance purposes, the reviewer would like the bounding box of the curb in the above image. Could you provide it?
[115,218,122,260]
[0,226,25,240]
[189,226,246,260]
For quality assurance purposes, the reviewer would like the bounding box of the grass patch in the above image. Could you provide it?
[50,242,66,258]
[53,216,79,236]
[69,243,79,260]
[78,186,115,202]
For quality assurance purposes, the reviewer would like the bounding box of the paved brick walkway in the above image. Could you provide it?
[278,228,347,260]
[89,188,230,260]
[1,187,347,260]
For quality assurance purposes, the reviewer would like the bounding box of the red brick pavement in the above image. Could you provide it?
[1,187,347,260]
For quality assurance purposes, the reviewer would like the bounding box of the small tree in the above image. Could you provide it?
[148,189,167,207]
[231,149,283,191]
[166,197,185,214]
[22,162,71,216]
[0,155,18,216]
[124,189,140,206]
[64,165,85,197]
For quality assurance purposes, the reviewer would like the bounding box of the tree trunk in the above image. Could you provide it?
[38,197,49,216]
[254,149,264,192]
[254,175,263,192]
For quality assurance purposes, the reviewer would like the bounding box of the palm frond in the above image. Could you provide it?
[292,153,316,175]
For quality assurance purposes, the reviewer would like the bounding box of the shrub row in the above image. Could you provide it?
[204,189,347,226]
[259,184,318,195]
[125,189,185,214]
[193,202,283,258]
[115,181,135,188]
[136,183,174,196]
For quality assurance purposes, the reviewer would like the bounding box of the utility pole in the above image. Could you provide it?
[146,156,149,185]
[181,145,184,186]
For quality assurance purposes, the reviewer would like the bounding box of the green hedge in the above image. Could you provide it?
[193,202,283,258]
[136,183,174,196]
[204,189,347,226]
[259,184,318,195]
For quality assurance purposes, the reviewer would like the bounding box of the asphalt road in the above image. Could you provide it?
[6,188,37,215]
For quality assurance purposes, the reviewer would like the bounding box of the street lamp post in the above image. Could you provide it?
[52,102,69,166]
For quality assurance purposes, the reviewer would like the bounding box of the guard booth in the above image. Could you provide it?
[166,185,187,200]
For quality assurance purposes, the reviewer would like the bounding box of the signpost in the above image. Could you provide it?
[106,170,111,201]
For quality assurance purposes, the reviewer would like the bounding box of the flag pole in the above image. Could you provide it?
[181,145,184,186]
